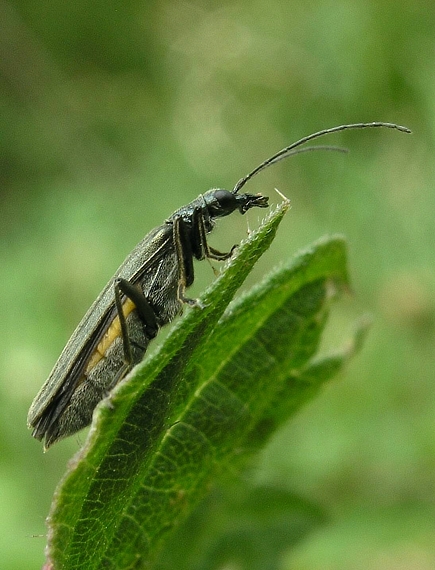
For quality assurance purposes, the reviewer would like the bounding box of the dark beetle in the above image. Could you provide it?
[28,122,410,449]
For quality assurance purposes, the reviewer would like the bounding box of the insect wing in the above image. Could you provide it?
[27,224,174,428]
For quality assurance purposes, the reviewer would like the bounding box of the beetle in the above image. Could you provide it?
[28,122,410,449]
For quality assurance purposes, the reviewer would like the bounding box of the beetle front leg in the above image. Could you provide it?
[191,208,235,261]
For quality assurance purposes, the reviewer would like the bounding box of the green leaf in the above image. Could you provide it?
[45,201,360,569]
[155,483,327,570]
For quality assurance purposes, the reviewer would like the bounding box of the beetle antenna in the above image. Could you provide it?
[232,121,411,194]
[257,144,349,167]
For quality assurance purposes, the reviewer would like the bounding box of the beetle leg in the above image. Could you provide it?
[191,208,235,261]
[208,244,237,260]
[173,217,201,306]
[113,278,159,384]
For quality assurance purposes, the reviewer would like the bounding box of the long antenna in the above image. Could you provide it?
[233,122,411,194]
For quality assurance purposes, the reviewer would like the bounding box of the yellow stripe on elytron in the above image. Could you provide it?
[85,297,137,373]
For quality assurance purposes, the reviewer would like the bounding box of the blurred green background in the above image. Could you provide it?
[1,0,433,568]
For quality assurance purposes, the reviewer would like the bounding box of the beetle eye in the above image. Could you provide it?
[213,190,237,210]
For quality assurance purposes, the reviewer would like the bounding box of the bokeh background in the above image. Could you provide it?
[1,0,434,568]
